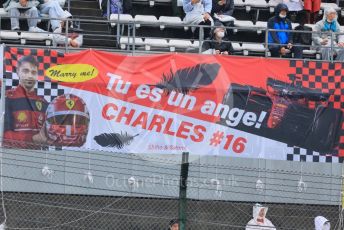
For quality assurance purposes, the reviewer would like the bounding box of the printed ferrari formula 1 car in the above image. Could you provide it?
[220,77,343,153]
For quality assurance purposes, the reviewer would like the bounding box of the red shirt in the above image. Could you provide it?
[4,85,48,149]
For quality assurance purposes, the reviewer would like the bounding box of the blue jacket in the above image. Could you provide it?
[183,0,212,14]
[268,4,293,45]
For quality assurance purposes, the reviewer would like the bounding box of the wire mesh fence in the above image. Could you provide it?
[0,146,341,229]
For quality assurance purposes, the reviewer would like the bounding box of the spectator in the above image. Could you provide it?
[39,0,72,31]
[4,0,39,31]
[101,0,132,17]
[314,216,330,230]
[53,15,83,48]
[202,22,233,55]
[211,0,235,27]
[284,0,303,22]
[267,3,303,58]
[293,11,312,56]
[168,219,179,230]
[246,204,276,230]
[304,0,321,24]
[312,7,344,61]
[183,0,214,37]
[269,0,303,22]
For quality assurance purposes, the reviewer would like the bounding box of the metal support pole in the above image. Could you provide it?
[198,26,204,54]
[330,32,334,63]
[0,45,5,148]
[132,22,136,56]
[65,19,69,53]
[107,0,110,21]
[116,1,121,48]
[264,28,268,58]
[179,152,189,230]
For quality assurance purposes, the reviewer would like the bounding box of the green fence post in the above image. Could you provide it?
[179,152,189,230]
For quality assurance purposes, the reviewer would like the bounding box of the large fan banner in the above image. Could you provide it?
[2,47,344,163]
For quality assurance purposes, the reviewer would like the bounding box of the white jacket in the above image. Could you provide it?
[246,205,276,230]
[314,216,330,230]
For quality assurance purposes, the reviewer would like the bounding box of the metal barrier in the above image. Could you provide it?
[1,13,344,63]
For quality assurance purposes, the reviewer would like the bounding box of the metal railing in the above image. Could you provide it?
[1,13,344,62]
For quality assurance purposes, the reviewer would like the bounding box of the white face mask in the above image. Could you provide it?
[279,13,286,18]
[216,31,225,38]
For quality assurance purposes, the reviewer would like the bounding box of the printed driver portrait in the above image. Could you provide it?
[4,55,90,149]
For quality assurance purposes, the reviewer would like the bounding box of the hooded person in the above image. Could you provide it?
[246,204,276,230]
[267,3,303,58]
[202,21,234,55]
[314,216,330,230]
[312,7,344,61]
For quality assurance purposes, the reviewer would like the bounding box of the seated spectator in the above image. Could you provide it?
[246,204,276,230]
[269,0,303,22]
[211,0,235,27]
[312,7,344,61]
[183,0,214,37]
[268,3,303,58]
[4,0,39,31]
[304,0,321,24]
[39,0,72,31]
[53,17,83,48]
[101,0,132,17]
[202,22,233,55]
[293,11,312,56]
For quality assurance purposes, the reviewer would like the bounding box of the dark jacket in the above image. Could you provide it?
[211,0,234,16]
[268,4,293,45]
[293,25,312,45]
[203,38,234,53]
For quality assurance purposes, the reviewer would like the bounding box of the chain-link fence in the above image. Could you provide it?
[0,146,342,229]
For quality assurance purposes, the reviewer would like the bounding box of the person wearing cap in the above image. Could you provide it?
[202,22,233,55]
[304,0,321,24]
[312,7,344,61]
[314,216,330,230]
[168,219,179,230]
[267,3,303,58]
[246,204,276,230]
[53,13,82,48]
[38,0,72,31]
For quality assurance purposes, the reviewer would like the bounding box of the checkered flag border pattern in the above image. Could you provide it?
[287,60,344,163]
[4,47,65,103]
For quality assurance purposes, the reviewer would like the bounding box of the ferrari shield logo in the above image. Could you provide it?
[35,101,42,111]
[66,99,75,110]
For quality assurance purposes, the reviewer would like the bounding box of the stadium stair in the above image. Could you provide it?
[69,0,116,48]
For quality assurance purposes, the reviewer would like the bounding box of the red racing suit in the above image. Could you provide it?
[4,85,48,149]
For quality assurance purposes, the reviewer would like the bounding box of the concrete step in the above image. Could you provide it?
[69,7,102,17]
[83,35,117,47]
[79,22,110,33]
[70,0,99,8]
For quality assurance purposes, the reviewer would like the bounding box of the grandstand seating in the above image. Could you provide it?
[0,0,342,58]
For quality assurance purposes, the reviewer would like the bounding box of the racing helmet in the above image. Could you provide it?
[46,94,89,147]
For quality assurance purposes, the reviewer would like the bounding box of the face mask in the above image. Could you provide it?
[279,13,286,18]
[216,31,225,38]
